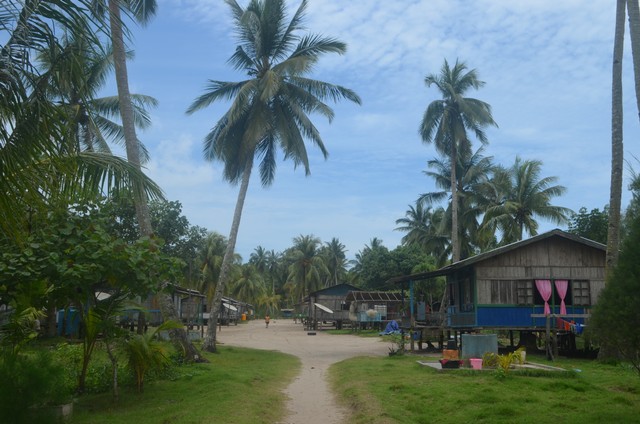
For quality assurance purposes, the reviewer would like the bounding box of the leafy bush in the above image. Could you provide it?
[0,350,73,423]
[590,207,640,376]
[55,342,132,394]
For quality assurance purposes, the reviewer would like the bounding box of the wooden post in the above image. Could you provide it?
[552,322,559,358]
[545,314,554,361]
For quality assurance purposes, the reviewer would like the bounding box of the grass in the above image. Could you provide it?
[70,346,299,424]
[326,328,382,337]
[63,333,640,424]
[329,352,640,424]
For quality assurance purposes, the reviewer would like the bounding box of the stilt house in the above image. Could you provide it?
[305,284,361,329]
[390,229,606,330]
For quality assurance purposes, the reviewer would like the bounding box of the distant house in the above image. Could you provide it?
[390,229,605,331]
[172,286,205,326]
[304,284,361,330]
[202,296,253,326]
[344,290,405,329]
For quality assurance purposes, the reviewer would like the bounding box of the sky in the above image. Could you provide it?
[115,0,640,262]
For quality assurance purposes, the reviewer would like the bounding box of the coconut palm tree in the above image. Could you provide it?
[419,59,497,262]
[626,0,640,127]
[482,157,571,244]
[94,0,158,235]
[1,1,163,241]
[37,33,157,161]
[320,238,348,286]
[607,0,626,271]
[420,147,497,257]
[186,0,361,352]
[286,234,328,303]
[231,264,266,304]
[395,201,449,265]
[94,0,204,360]
[249,246,270,273]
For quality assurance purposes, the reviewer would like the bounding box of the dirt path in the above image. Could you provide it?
[217,319,388,424]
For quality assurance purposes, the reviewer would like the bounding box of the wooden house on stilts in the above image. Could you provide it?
[390,229,606,355]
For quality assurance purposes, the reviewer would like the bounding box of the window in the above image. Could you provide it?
[572,280,590,306]
[516,281,533,305]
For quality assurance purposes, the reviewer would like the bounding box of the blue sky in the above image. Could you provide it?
[117,0,640,261]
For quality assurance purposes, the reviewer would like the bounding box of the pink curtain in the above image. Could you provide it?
[535,279,552,315]
[555,280,568,315]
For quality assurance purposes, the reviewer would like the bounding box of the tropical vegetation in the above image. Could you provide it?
[186,0,361,352]
[2,0,640,420]
[419,59,497,262]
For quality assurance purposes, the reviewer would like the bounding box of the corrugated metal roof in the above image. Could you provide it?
[345,291,403,302]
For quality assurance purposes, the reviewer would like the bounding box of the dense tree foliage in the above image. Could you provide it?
[352,241,434,290]
[0,202,182,391]
[568,206,609,244]
[590,208,640,375]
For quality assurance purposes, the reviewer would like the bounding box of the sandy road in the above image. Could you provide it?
[216,319,388,424]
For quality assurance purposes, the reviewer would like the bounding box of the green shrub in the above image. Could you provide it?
[54,342,132,394]
[0,350,73,423]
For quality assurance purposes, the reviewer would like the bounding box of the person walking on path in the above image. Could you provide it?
[265,314,270,328]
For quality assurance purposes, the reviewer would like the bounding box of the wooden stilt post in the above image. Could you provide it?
[547,318,551,359]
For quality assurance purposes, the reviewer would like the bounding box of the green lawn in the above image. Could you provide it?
[70,346,299,424]
[67,341,640,424]
[329,353,640,424]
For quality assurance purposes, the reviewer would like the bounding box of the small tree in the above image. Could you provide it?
[590,210,640,375]
[123,321,181,393]
[568,206,609,244]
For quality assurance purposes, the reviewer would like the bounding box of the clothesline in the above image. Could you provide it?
[556,317,586,335]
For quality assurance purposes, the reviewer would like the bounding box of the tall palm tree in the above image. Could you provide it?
[186,0,360,352]
[286,234,328,303]
[1,1,164,241]
[267,249,288,297]
[98,0,157,235]
[482,157,571,244]
[95,0,203,360]
[320,238,348,286]
[627,0,640,126]
[419,59,497,262]
[249,246,270,273]
[38,33,157,161]
[607,0,626,271]
[420,147,496,257]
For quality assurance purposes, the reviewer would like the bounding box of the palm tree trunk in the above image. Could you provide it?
[627,0,640,124]
[450,141,461,263]
[607,0,625,272]
[107,0,152,235]
[108,0,202,361]
[202,161,253,352]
